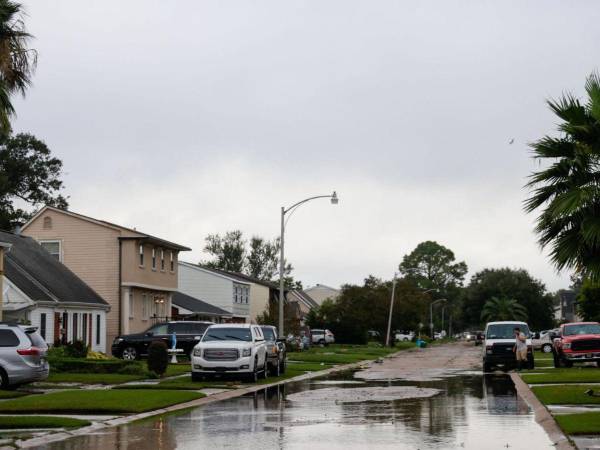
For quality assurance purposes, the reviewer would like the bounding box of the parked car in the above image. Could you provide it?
[112,321,213,360]
[464,331,477,342]
[261,325,286,376]
[482,321,534,372]
[311,329,335,345]
[0,323,49,389]
[552,322,600,368]
[394,331,414,342]
[532,328,558,353]
[191,324,268,382]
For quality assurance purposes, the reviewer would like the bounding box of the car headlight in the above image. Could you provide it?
[193,348,203,357]
[242,348,251,357]
[563,343,571,349]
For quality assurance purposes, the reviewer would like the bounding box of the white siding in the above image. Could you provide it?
[178,263,250,319]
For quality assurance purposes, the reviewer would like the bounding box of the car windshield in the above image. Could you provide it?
[486,324,530,339]
[261,327,276,341]
[563,324,600,336]
[202,328,252,342]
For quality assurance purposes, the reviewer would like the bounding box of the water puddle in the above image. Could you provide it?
[37,373,555,450]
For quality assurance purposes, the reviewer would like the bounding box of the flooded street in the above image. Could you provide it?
[37,343,555,450]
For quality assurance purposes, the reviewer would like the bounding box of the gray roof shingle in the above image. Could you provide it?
[0,230,108,307]
[172,291,231,317]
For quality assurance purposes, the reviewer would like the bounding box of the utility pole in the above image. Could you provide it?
[385,273,398,347]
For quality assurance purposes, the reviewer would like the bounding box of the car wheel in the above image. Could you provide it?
[0,368,8,390]
[121,346,138,360]
[191,372,203,382]
[542,344,552,353]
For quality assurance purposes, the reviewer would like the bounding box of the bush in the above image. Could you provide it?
[64,340,88,358]
[49,357,145,375]
[147,341,168,377]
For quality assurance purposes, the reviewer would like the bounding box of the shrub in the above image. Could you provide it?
[49,357,145,374]
[87,351,110,360]
[147,341,168,377]
[64,340,88,358]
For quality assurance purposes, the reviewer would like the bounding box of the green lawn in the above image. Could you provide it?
[531,385,600,405]
[0,390,28,399]
[522,369,600,384]
[164,364,191,377]
[288,344,408,364]
[0,390,205,414]
[45,373,145,384]
[555,412,600,435]
[0,416,91,429]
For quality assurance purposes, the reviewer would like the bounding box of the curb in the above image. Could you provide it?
[510,373,575,450]
[14,355,384,448]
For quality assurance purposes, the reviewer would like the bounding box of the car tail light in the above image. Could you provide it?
[17,347,41,356]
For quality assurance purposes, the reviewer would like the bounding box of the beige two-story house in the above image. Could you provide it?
[22,206,190,351]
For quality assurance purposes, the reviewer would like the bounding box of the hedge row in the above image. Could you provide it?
[49,357,145,375]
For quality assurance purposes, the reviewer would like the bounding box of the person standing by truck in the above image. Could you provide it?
[513,327,528,371]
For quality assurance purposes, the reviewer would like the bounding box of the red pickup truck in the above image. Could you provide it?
[552,322,600,368]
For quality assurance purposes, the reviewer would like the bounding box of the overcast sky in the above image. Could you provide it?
[12,1,600,291]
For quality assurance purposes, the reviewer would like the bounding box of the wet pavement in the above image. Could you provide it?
[37,372,554,450]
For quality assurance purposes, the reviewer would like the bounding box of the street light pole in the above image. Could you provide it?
[430,298,446,339]
[385,273,398,347]
[278,191,338,336]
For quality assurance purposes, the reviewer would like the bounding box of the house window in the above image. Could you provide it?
[139,244,144,266]
[152,248,156,270]
[40,241,61,261]
[129,292,134,319]
[244,287,249,304]
[96,315,101,345]
[170,252,174,271]
[40,313,47,340]
[43,216,52,229]
[160,249,165,271]
[142,294,149,320]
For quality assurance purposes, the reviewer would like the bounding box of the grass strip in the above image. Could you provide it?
[555,412,600,435]
[0,416,91,429]
[522,369,600,384]
[0,390,204,414]
[530,385,600,405]
[0,390,28,399]
[46,373,145,385]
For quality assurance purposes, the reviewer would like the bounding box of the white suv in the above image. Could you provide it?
[191,324,267,382]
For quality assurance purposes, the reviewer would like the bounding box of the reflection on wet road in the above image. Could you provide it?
[39,374,554,450]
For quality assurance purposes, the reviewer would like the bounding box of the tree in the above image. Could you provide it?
[202,230,299,287]
[305,275,429,344]
[399,241,468,291]
[463,268,555,330]
[0,0,37,135]
[0,133,67,229]
[203,230,246,272]
[577,279,600,322]
[480,297,528,322]
[525,72,600,281]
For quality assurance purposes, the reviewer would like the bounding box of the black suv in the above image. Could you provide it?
[112,321,213,360]
[261,325,286,376]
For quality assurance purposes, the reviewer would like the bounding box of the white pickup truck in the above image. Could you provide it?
[191,324,268,382]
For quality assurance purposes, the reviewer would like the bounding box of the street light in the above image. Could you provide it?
[279,191,339,336]
[430,298,446,339]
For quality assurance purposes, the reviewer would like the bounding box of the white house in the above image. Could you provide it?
[1,230,110,352]
[178,262,250,322]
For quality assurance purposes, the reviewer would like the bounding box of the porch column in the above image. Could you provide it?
[121,287,131,335]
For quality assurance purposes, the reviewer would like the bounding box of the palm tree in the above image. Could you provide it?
[525,72,600,281]
[480,297,528,322]
[0,0,36,134]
